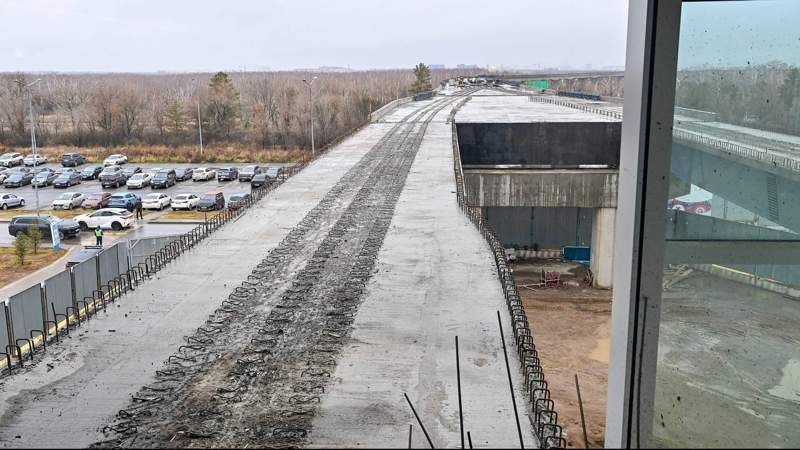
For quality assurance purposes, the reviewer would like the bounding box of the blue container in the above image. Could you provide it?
[563,246,591,265]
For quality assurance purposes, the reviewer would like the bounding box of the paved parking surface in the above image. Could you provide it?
[0,162,292,209]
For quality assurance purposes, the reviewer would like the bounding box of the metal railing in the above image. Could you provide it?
[451,106,565,449]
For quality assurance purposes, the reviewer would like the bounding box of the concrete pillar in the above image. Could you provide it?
[591,207,616,288]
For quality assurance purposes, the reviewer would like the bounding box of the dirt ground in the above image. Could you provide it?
[0,247,65,287]
[512,258,612,448]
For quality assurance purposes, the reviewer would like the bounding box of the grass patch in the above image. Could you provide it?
[0,247,65,288]
[5,144,308,165]
[153,210,223,221]
[0,209,87,219]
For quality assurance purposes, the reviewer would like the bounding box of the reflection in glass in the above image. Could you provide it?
[655,1,800,447]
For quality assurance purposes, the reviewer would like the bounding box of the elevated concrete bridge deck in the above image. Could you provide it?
[0,91,536,449]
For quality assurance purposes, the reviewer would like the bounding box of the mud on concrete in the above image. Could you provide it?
[513,258,611,448]
[93,95,471,448]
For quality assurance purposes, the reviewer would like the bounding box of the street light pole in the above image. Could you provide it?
[192,78,204,160]
[20,78,42,217]
[302,76,318,157]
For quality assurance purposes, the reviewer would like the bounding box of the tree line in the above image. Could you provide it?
[0,67,478,151]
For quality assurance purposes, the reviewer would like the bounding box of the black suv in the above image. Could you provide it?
[217,167,239,182]
[250,173,272,189]
[81,165,104,180]
[151,169,177,189]
[61,153,86,167]
[9,214,80,240]
[197,191,225,211]
[175,167,194,181]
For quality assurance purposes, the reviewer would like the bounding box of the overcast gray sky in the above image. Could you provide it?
[0,0,628,73]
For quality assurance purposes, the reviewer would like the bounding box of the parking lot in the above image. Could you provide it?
[0,162,293,209]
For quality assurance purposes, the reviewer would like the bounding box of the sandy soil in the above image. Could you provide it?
[512,259,612,448]
[0,247,65,288]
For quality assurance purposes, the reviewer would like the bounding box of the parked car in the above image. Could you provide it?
[103,154,128,166]
[99,166,127,188]
[0,152,24,167]
[80,165,104,180]
[228,193,252,209]
[197,191,225,211]
[142,193,171,210]
[151,169,177,189]
[0,193,25,209]
[23,154,47,166]
[0,167,9,183]
[250,173,272,189]
[61,152,86,167]
[265,166,285,180]
[53,172,82,188]
[3,170,33,188]
[217,167,239,182]
[668,185,713,215]
[81,192,112,209]
[74,208,134,231]
[107,192,141,209]
[65,246,103,268]
[192,167,216,182]
[32,169,58,187]
[122,166,142,178]
[126,173,152,189]
[171,193,200,210]
[238,165,261,182]
[51,192,85,210]
[53,167,77,176]
[144,167,163,178]
[174,167,194,181]
[8,214,80,240]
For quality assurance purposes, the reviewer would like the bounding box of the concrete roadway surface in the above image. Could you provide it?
[0,92,536,448]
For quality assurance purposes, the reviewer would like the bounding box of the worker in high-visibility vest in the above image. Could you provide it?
[95,225,103,246]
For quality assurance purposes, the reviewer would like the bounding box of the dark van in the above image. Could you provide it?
[151,169,177,189]
[8,214,81,240]
[197,191,225,211]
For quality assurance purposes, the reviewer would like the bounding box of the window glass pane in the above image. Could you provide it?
[655,1,800,447]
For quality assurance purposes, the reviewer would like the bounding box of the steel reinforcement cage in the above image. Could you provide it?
[449,97,566,449]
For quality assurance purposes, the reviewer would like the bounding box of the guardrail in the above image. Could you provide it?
[0,163,306,376]
[451,103,565,449]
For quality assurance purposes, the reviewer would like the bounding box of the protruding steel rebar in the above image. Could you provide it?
[497,310,524,449]
[404,393,434,449]
[456,336,465,449]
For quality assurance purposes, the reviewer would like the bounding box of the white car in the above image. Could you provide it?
[0,193,25,209]
[192,167,216,181]
[171,193,200,210]
[23,154,48,166]
[0,167,9,182]
[103,154,128,166]
[74,208,134,231]
[0,152,23,167]
[126,173,152,189]
[51,192,85,210]
[142,193,171,210]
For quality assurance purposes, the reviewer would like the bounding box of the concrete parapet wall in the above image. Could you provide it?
[369,97,412,122]
[465,169,618,208]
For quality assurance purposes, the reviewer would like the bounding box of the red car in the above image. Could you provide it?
[668,185,712,214]
[81,192,112,209]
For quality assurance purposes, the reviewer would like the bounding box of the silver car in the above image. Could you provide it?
[0,193,25,210]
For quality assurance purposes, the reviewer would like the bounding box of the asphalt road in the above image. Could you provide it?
[0,162,292,209]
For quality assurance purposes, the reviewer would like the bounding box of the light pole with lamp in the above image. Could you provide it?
[19,78,42,217]
[302,76,318,157]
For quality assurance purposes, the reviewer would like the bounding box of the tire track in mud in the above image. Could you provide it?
[95,91,471,448]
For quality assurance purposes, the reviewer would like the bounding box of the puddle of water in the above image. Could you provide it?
[768,358,800,402]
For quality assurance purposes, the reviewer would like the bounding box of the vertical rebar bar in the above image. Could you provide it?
[456,336,464,449]
[408,424,413,449]
[575,373,590,448]
[497,310,524,449]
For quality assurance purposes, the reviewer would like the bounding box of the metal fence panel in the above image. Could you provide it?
[8,284,42,342]
[129,236,178,268]
[44,270,72,319]
[98,245,119,286]
[73,259,98,306]
[1,305,10,350]
[117,242,129,275]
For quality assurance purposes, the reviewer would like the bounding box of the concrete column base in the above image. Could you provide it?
[591,207,616,288]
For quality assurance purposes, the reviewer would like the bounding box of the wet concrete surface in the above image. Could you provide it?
[310,106,537,448]
[0,126,392,448]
